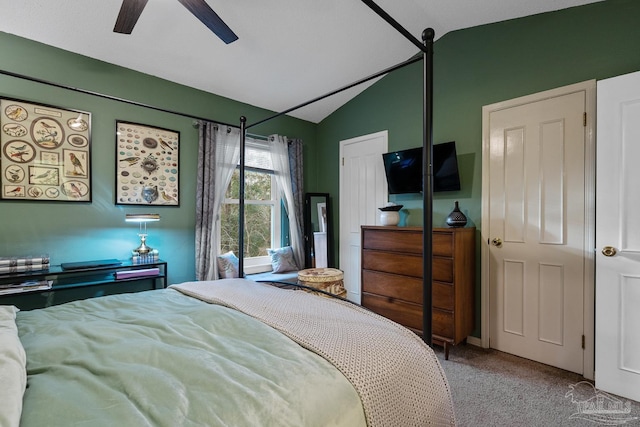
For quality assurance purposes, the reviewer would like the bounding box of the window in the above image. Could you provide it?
[219,139,281,273]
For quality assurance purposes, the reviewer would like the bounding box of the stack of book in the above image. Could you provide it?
[0,279,52,295]
[0,255,50,274]
[132,250,159,265]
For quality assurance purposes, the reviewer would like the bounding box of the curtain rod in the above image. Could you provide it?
[190,120,268,140]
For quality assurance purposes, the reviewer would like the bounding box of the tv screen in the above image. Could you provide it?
[382,147,422,194]
[382,142,461,194]
[433,141,461,192]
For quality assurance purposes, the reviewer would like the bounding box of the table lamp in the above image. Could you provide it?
[125,213,160,255]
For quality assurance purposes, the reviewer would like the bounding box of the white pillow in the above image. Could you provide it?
[217,251,239,278]
[0,305,27,427]
[267,246,299,273]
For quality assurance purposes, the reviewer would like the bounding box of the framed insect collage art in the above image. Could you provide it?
[115,121,179,206]
[0,98,91,202]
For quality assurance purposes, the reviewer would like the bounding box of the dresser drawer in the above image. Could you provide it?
[362,292,423,331]
[433,231,453,256]
[363,252,453,283]
[362,270,422,304]
[433,281,454,311]
[363,270,452,309]
[433,256,453,282]
[362,250,422,278]
[362,228,422,254]
[433,308,454,338]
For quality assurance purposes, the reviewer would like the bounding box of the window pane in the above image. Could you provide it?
[220,203,240,255]
[225,170,272,201]
[245,170,271,200]
[221,143,278,262]
[220,203,272,258]
[244,204,272,257]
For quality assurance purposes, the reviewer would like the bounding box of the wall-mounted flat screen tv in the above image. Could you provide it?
[382,141,461,194]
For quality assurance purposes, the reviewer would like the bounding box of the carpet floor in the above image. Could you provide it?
[434,344,640,426]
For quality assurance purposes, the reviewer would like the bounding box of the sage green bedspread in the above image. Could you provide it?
[16,289,366,427]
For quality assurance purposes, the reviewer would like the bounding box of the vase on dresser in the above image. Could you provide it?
[446,201,467,227]
[378,203,403,226]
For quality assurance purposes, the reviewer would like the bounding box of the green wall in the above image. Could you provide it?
[317,0,640,336]
[0,32,317,285]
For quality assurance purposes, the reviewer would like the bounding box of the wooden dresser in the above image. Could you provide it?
[360,225,475,358]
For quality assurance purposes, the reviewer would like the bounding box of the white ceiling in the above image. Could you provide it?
[0,0,603,123]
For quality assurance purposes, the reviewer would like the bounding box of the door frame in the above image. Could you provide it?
[480,80,596,379]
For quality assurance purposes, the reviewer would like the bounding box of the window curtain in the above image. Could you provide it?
[270,135,304,269]
[195,122,240,280]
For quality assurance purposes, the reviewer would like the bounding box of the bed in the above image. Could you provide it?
[3,279,455,426]
[0,3,447,425]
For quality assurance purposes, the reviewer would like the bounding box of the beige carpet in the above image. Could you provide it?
[434,344,640,426]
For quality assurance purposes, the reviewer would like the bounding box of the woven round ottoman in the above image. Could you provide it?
[297,268,346,298]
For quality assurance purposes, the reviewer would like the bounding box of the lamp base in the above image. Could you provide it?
[133,234,152,255]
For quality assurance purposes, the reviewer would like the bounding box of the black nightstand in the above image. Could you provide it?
[0,260,167,310]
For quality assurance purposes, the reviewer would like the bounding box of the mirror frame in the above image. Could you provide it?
[303,192,333,268]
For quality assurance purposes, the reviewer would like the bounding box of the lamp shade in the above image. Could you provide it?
[125,213,160,223]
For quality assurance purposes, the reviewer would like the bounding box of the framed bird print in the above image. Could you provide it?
[0,97,91,202]
[115,121,179,206]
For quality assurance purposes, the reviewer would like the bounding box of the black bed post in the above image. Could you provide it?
[239,116,247,277]
[358,0,434,346]
[422,28,435,346]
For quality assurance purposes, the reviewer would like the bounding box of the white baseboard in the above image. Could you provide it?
[467,336,483,347]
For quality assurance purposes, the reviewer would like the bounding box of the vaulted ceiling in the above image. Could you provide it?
[0,0,603,123]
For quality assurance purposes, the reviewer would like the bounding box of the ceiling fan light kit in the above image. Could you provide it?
[114,0,238,44]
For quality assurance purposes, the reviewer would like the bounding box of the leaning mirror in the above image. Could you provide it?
[303,193,333,268]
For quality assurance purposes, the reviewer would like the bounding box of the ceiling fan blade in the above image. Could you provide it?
[176,0,238,44]
[113,0,149,34]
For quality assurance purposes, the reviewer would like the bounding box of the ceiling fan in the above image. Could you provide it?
[113,0,238,44]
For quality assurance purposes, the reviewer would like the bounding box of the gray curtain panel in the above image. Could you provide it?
[288,138,304,256]
[195,121,217,280]
[195,122,240,280]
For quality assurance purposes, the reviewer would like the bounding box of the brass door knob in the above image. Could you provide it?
[602,246,617,257]
[491,238,503,248]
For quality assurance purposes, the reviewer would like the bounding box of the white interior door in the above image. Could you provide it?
[339,131,387,303]
[596,71,640,402]
[483,82,595,375]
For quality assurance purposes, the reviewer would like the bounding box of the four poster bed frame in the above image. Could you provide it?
[0,3,455,426]
[0,6,435,345]
[238,3,436,346]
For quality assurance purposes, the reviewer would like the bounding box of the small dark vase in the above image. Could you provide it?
[446,201,467,227]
